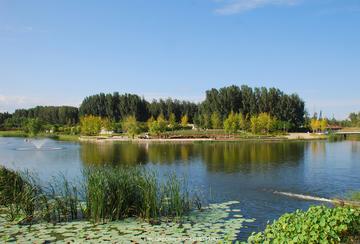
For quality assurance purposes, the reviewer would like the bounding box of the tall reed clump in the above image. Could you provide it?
[0,166,80,223]
[0,166,39,221]
[0,166,198,224]
[83,166,192,222]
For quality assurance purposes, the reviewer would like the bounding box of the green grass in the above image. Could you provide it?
[159,129,285,140]
[0,130,28,137]
[0,166,197,224]
[0,130,79,141]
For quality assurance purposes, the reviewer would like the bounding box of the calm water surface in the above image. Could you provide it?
[0,137,359,239]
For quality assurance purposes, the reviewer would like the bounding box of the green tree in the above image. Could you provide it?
[224,112,239,134]
[24,118,43,136]
[148,114,167,135]
[310,118,320,133]
[181,115,188,127]
[101,117,114,131]
[157,114,167,133]
[238,113,249,131]
[80,115,102,136]
[122,115,140,139]
[250,115,259,134]
[320,119,328,132]
[210,112,222,129]
[257,113,273,134]
[168,113,177,130]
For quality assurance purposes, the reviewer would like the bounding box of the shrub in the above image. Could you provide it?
[122,115,140,138]
[80,115,102,136]
[248,205,360,243]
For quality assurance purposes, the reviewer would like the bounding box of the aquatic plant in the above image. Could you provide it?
[0,166,197,224]
[84,167,192,222]
[0,201,251,243]
[248,205,360,243]
[0,167,39,221]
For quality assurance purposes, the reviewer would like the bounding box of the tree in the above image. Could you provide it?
[224,112,239,134]
[211,112,222,129]
[156,114,167,133]
[122,115,140,139]
[168,113,177,130]
[238,113,249,131]
[148,114,167,135]
[80,115,102,136]
[250,116,259,134]
[181,115,188,127]
[257,113,274,134]
[320,119,328,132]
[23,118,43,136]
[0,112,12,129]
[310,118,320,133]
[101,118,114,131]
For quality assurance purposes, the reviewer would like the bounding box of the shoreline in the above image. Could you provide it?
[79,133,327,143]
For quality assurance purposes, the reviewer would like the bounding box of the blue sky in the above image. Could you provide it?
[0,0,359,119]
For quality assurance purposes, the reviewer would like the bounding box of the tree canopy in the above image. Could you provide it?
[199,85,305,129]
[2,85,307,131]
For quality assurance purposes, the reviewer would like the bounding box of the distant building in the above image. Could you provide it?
[326,125,342,131]
[100,128,114,135]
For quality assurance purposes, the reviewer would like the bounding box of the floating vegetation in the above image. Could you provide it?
[0,201,254,243]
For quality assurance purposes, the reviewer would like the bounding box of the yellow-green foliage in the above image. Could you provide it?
[181,115,188,127]
[224,112,239,133]
[248,206,360,243]
[122,115,140,138]
[320,119,328,132]
[80,115,103,136]
[148,114,167,135]
[168,113,177,130]
[211,112,222,129]
[250,113,276,134]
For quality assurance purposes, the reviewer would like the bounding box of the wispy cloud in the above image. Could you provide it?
[0,95,28,112]
[215,0,300,15]
[0,94,79,113]
[0,25,34,33]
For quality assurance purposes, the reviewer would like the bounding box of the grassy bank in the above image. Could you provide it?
[0,130,28,137]
[0,130,79,142]
[0,166,197,224]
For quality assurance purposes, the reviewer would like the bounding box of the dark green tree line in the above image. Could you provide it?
[0,112,12,129]
[79,93,198,123]
[10,106,79,126]
[197,85,305,129]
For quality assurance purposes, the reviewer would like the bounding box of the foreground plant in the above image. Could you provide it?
[248,205,360,243]
[0,166,197,224]
[84,167,192,222]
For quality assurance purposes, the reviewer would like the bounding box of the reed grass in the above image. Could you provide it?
[84,167,192,222]
[0,166,198,224]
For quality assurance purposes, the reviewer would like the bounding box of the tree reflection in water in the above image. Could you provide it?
[80,141,305,173]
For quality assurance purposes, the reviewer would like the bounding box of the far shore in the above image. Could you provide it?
[79,133,327,143]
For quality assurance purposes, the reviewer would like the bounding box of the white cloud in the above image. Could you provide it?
[0,94,80,113]
[215,0,299,15]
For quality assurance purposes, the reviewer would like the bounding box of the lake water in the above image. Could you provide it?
[0,137,359,240]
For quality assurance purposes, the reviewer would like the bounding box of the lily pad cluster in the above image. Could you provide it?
[0,201,254,243]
